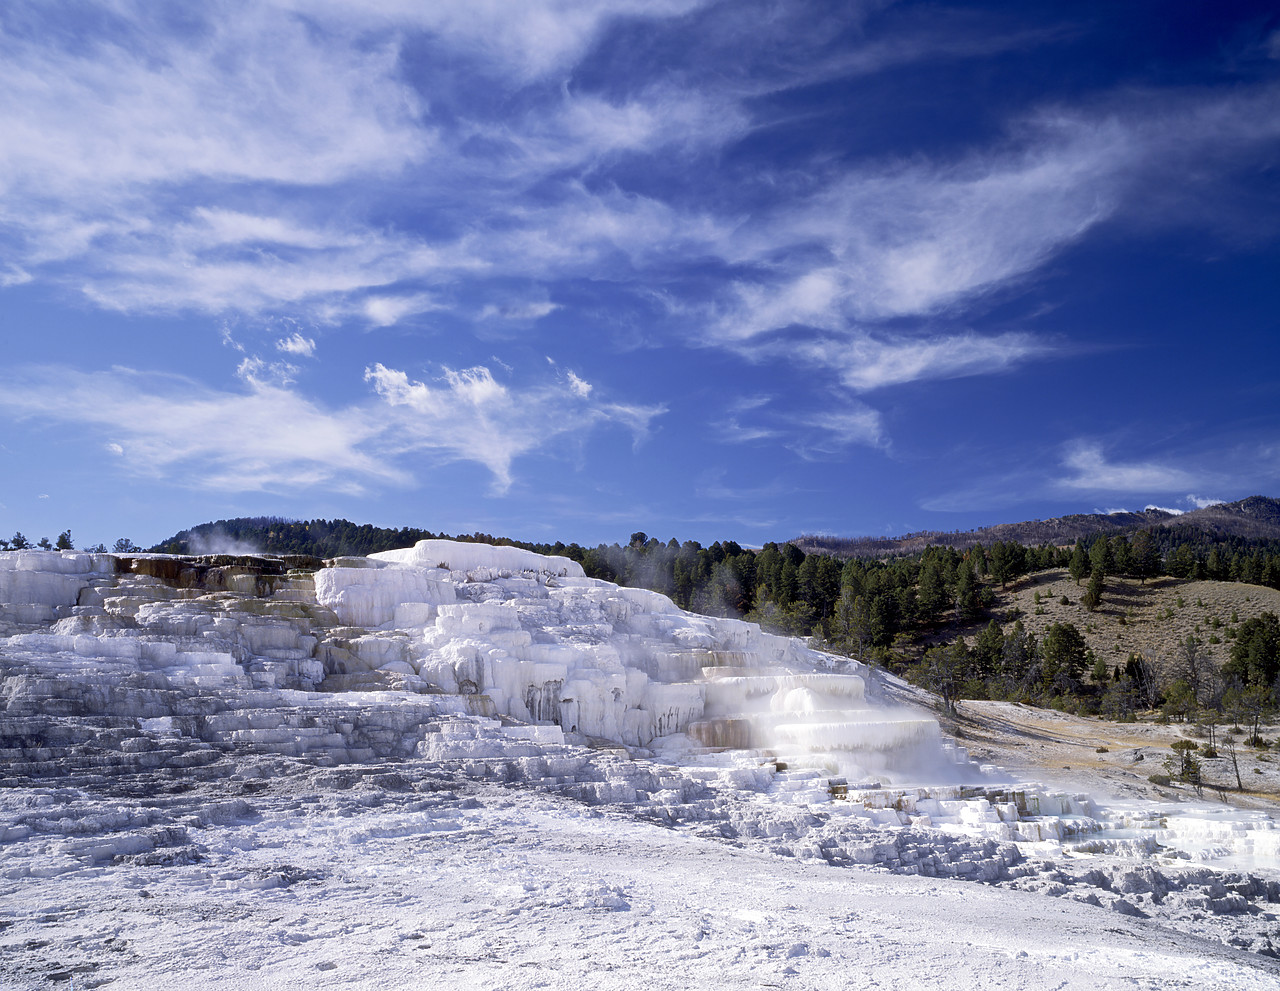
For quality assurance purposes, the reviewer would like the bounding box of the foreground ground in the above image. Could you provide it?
[5,743,1280,991]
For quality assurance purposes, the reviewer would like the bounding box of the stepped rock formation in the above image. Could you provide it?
[0,541,959,787]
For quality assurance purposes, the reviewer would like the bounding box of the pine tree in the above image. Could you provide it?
[989,541,1011,589]
[1082,566,1105,612]
[1089,536,1111,576]
[1130,530,1157,584]
[1069,539,1087,585]
[972,619,1004,679]
[1041,622,1087,691]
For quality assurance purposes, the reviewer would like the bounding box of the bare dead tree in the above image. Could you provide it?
[1223,734,1243,791]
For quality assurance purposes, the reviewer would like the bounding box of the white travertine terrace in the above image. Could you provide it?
[370,538,584,577]
[0,540,961,785]
[7,541,1280,972]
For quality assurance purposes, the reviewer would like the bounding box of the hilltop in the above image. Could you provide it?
[792,496,1280,558]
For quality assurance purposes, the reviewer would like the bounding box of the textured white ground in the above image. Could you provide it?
[4,545,1280,989]
[5,764,1280,991]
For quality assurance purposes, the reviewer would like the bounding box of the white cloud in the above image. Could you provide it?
[74,219,473,318]
[700,87,1280,388]
[479,301,561,322]
[717,270,844,342]
[276,333,317,358]
[361,293,445,328]
[1,0,1276,421]
[236,356,299,388]
[1144,504,1184,515]
[0,359,664,497]
[728,394,773,413]
[220,327,246,353]
[1059,441,1197,492]
[693,468,794,503]
[496,85,750,175]
[708,117,1130,342]
[0,6,426,201]
[1186,493,1226,509]
[365,362,664,492]
[716,395,884,452]
[0,4,448,320]
[483,186,729,279]
[0,4,738,326]
[789,405,886,455]
[190,209,359,251]
[716,418,783,444]
[775,331,1050,392]
[0,366,397,495]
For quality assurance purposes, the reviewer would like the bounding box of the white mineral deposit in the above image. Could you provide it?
[3,543,1279,988]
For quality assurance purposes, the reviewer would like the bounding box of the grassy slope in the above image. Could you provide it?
[906,568,1280,679]
[992,569,1280,674]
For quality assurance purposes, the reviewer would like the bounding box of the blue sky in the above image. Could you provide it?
[2,1,1279,550]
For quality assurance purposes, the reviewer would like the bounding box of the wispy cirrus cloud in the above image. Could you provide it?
[787,405,886,458]
[1058,441,1198,492]
[365,363,665,493]
[0,361,662,497]
[71,211,479,317]
[713,119,1126,335]
[0,7,426,196]
[759,330,1052,392]
[697,85,1280,415]
[714,393,883,454]
[693,467,796,504]
[0,4,441,322]
[0,366,395,494]
[6,2,1274,345]
[2,0,1279,474]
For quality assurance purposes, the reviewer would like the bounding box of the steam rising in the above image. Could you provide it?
[696,670,980,786]
[186,529,264,556]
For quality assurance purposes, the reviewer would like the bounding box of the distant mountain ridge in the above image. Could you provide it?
[792,496,1280,559]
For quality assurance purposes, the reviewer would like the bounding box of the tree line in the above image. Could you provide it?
[2,530,140,553]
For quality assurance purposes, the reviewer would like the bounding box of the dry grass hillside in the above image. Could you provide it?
[883,675,1280,809]
[979,569,1280,678]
